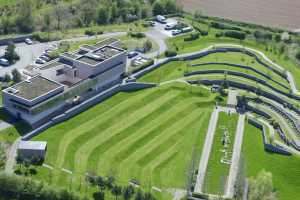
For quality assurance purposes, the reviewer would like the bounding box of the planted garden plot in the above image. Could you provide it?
[203,112,238,195]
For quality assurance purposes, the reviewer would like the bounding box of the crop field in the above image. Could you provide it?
[243,123,300,200]
[33,83,215,199]
[180,0,300,30]
[203,112,238,195]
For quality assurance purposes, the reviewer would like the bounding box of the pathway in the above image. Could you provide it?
[5,137,21,174]
[225,114,245,198]
[194,107,220,193]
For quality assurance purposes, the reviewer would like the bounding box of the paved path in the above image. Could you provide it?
[145,29,167,58]
[194,107,220,193]
[5,137,21,174]
[227,89,239,106]
[225,114,245,198]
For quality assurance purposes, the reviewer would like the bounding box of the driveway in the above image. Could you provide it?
[0,32,126,76]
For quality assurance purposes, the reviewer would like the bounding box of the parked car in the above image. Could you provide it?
[165,23,177,30]
[156,15,166,24]
[148,21,155,26]
[35,58,46,65]
[181,27,193,33]
[0,58,9,66]
[39,55,51,62]
[25,38,33,45]
[172,29,181,36]
[127,51,139,59]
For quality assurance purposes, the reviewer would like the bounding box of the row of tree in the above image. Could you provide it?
[0,172,86,200]
[86,172,156,200]
[0,0,180,35]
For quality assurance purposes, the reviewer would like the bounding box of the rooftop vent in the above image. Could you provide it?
[6,88,19,94]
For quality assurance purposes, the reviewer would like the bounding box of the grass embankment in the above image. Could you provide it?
[167,34,300,89]
[203,112,238,195]
[243,123,300,200]
[32,83,215,199]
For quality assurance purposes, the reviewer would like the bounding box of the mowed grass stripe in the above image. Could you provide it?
[94,96,205,173]
[120,107,205,182]
[87,94,194,172]
[40,89,153,165]
[140,113,208,185]
[57,87,167,169]
[108,101,213,174]
[73,90,181,175]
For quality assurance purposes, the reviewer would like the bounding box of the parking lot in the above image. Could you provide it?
[0,42,53,75]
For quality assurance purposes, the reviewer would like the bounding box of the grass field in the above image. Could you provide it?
[203,112,238,195]
[32,83,215,199]
[167,34,300,89]
[243,123,300,200]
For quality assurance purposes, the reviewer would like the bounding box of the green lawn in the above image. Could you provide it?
[32,83,215,199]
[243,123,300,200]
[203,112,238,195]
[167,34,300,89]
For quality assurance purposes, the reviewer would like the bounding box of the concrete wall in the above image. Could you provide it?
[248,118,291,156]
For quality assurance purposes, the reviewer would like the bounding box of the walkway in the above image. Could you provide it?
[225,114,245,198]
[5,137,21,174]
[194,107,220,193]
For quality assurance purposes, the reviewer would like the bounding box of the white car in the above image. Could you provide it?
[0,58,9,66]
[25,38,33,45]
[172,29,181,36]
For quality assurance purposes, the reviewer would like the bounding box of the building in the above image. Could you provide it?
[18,140,47,160]
[3,38,127,127]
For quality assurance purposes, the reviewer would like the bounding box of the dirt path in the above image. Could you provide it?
[5,138,21,174]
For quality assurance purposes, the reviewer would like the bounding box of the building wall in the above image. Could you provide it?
[18,148,46,159]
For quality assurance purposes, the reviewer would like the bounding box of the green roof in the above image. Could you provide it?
[11,76,62,100]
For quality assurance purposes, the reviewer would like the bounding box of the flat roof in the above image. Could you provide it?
[76,46,123,66]
[19,140,47,151]
[40,61,64,70]
[93,38,118,49]
[8,76,63,101]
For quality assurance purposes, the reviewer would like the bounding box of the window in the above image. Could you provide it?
[74,70,78,77]
[56,69,64,76]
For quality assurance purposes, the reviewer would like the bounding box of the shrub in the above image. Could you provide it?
[128,32,146,38]
[32,32,62,42]
[296,50,300,61]
[224,31,246,40]
[210,22,241,31]
[84,30,96,36]
[184,33,200,41]
[253,31,273,41]
[164,50,177,57]
[215,32,224,38]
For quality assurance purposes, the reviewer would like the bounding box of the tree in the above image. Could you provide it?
[296,50,300,61]
[78,0,97,26]
[4,44,19,64]
[43,12,52,40]
[53,3,68,30]
[3,73,11,83]
[152,0,165,15]
[248,170,277,200]
[96,176,106,192]
[15,0,35,33]
[164,0,177,14]
[12,69,22,83]
[97,6,110,25]
[122,185,135,200]
[135,189,144,200]
[143,40,153,52]
[93,191,105,200]
[144,192,155,200]
[111,185,122,200]
[106,175,115,189]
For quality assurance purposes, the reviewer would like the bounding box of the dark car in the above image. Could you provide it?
[127,51,139,59]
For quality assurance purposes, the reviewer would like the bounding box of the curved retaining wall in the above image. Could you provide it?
[189,79,300,116]
[185,70,300,102]
[248,118,291,156]
[189,62,288,90]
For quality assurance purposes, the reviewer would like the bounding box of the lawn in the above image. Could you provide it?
[243,123,300,200]
[32,82,215,199]
[167,34,300,89]
[203,112,239,195]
